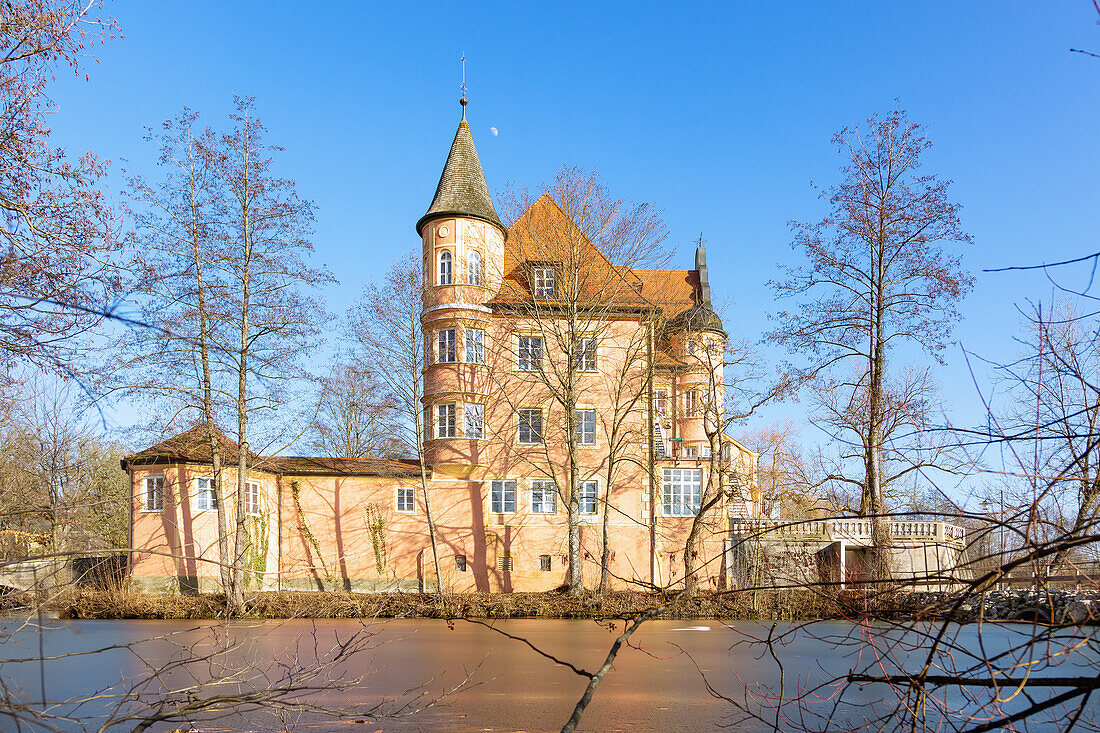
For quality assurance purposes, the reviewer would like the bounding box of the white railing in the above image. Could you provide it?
[730,517,967,545]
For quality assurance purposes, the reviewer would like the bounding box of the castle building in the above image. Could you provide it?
[123,100,756,593]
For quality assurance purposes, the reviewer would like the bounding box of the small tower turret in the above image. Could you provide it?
[418,95,505,470]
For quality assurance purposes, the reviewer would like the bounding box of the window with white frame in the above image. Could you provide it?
[574,337,597,372]
[686,340,696,356]
[437,328,456,363]
[467,250,482,286]
[655,389,668,417]
[143,476,164,512]
[423,406,432,441]
[684,445,698,457]
[530,480,557,514]
[438,250,453,285]
[464,403,484,439]
[518,408,543,444]
[491,480,517,513]
[196,477,217,511]
[244,480,261,515]
[662,468,703,517]
[517,335,543,370]
[580,480,598,515]
[465,328,485,364]
[532,266,555,298]
[575,409,596,445]
[396,486,415,513]
[684,389,699,417]
[436,403,457,438]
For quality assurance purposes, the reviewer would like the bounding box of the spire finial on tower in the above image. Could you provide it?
[460,53,468,120]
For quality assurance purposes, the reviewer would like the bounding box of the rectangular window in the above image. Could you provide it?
[539,555,552,572]
[575,409,596,445]
[464,403,484,439]
[575,337,597,372]
[662,468,703,517]
[455,554,467,572]
[684,445,698,458]
[518,335,543,371]
[531,480,557,514]
[423,406,432,441]
[498,555,514,572]
[518,408,543,444]
[196,477,217,511]
[685,389,698,417]
[491,480,517,514]
[655,389,668,416]
[436,403,457,438]
[580,480,598,515]
[244,481,261,516]
[532,266,556,298]
[437,328,457,363]
[467,251,482,286]
[396,486,415,513]
[686,340,696,356]
[143,476,164,512]
[465,328,485,364]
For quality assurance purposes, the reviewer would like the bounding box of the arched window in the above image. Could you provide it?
[467,250,482,286]
[438,250,452,285]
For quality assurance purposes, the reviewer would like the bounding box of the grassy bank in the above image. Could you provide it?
[37,587,841,621]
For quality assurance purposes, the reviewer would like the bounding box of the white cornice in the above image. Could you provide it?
[422,303,494,317]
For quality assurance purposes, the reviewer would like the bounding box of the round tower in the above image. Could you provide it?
[417,100,507,468]
[665,245,727,456]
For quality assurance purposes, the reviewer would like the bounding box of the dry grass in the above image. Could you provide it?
[52,587,841,621]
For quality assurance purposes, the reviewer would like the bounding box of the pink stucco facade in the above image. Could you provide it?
[125,107,757,594]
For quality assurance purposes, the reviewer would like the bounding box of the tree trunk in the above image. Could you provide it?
[863,229,891,582]
[412,315,443,599]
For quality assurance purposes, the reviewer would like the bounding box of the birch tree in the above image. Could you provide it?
[120,108,234,596]
[214,96,331,612]
[769,108,972,576]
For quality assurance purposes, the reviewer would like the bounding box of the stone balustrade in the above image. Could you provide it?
[730,517,967,546]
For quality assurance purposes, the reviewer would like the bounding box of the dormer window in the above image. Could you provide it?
[532,266,556,298]
[438,251,453,285]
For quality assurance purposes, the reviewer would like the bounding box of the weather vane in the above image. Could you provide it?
[460,53,468,117]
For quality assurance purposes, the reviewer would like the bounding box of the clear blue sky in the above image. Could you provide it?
[48,2,1100,452]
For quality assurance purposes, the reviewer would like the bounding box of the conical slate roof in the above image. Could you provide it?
[416,117,504,236]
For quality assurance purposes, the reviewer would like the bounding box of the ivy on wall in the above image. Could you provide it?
[291,481,334,588]
[364,502,387,575]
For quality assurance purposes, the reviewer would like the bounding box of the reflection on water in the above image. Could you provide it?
[0,617,1096,731]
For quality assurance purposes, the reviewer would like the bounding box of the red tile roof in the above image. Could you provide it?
[122,425,423,478]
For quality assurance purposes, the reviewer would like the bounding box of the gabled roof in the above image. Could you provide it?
[490,194,701,319]
[122,426,425,478]
[416,116,503,236]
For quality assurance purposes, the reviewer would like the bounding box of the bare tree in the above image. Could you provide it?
[492,167,669,594]
[119,107,235,596]
[213,95,332,613]
[995,299,1100,558]
[309,361,403,459]
[349,249,443,594]
[769,108,972,575]
[0,1,122,381]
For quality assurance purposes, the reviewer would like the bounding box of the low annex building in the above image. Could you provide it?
[124,99,760,593]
